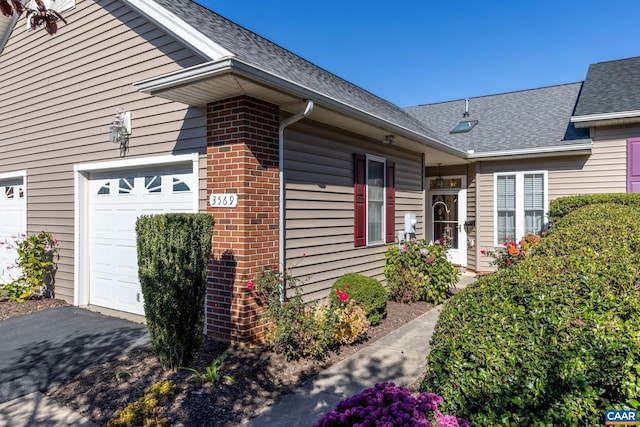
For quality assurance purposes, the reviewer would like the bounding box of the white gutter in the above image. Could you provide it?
[466,142,593,160]
[278,100,314,303]
[571,110,640,124]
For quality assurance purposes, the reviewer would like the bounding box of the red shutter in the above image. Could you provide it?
[354,153,366,247]
[385,161,395,243]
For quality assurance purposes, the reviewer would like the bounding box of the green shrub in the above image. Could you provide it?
[332,300,370,345]
[330,273,387,325]
[422,204,640,426]
[384,256,419,303]
[1,231,59,301]
[249,266,336,360]
[136,213,214,370]
[548,192,640,222]
[384,240,459,305]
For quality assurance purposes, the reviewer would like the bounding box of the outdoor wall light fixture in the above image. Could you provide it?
[109,109,132,155]
[436,163,444,188]
[382,135,396,144]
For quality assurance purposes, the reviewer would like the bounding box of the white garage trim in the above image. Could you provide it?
[73,154,199,308]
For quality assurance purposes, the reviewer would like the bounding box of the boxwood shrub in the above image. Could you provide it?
[330,273,388,325]
[548,192,640,222]
[422,204,640,426]
[136,213,214,370]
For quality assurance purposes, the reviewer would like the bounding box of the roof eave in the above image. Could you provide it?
[466,141,593,161]
[134,58,468,160]
[571,110,640,128]
[120,0,233,61]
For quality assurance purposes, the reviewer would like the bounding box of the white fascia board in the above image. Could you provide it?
[466,142,593,160]
[134,59,234,93]
[121,0,233,61]
[571,110,640,123]
[0,14,18,56]
[135,58,467,159]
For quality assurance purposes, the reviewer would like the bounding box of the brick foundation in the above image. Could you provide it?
[205,96,280,345]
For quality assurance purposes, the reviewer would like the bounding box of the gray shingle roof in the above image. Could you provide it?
[403,83,591,154]
[150,0,451,147]
[574,56,640,117]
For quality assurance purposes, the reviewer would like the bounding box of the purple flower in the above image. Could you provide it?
[313,383,469,427]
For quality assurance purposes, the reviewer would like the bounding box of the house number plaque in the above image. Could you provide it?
[209,193,238,208]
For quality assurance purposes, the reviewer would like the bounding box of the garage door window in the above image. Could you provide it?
[119,177,135,194]
[145,176,162,193]
[172,177,190,193]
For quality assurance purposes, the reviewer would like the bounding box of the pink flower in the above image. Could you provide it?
[246,280,254,290]
[345,284,350,289]
[336,289,349,301]
[426,256,435,264]
[401,245,408,252]
[506,260,512,266]
[480,249,486,255]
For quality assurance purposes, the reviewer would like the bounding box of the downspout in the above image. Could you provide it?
[278,100,314,303]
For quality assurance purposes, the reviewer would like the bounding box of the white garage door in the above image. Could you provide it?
[88,166,195,315]
[0,177,26,285]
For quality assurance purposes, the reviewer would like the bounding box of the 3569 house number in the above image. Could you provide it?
[209,193,238,208]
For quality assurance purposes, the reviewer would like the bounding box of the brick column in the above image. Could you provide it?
[205,96,280,345]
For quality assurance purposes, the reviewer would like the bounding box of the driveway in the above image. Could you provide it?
[0,306,149,404]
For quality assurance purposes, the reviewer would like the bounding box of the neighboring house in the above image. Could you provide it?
[0,0,638,345]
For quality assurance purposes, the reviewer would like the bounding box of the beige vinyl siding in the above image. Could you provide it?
[465,163,477,271]
[0,0,207,302]
[284,125,424,301]
[475,139,627,272]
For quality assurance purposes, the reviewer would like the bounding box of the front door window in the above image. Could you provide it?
[432,194,458,249]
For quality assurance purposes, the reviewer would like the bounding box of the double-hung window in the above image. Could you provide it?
[494,171,547,244]
[354,154,395,246]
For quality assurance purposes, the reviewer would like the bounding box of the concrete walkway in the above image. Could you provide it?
[240,273,477,427]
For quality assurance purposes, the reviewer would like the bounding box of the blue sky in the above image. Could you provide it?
[200,1,640,107]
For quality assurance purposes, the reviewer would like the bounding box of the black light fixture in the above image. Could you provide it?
[436,163,444,188]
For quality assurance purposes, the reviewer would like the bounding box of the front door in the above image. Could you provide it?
[428,176,466,266]
[628,138,640,192]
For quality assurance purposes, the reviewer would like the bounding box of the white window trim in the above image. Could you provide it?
[493,170,548,246]
[365,154,386,246]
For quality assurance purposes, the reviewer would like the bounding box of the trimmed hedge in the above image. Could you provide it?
[330,273,388,325]
[422,204,640,426]
[548,192,640,222]
[136,213,214,369]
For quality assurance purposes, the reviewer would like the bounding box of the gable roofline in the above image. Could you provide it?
[121,0,233,60]
[134,57,468,160]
